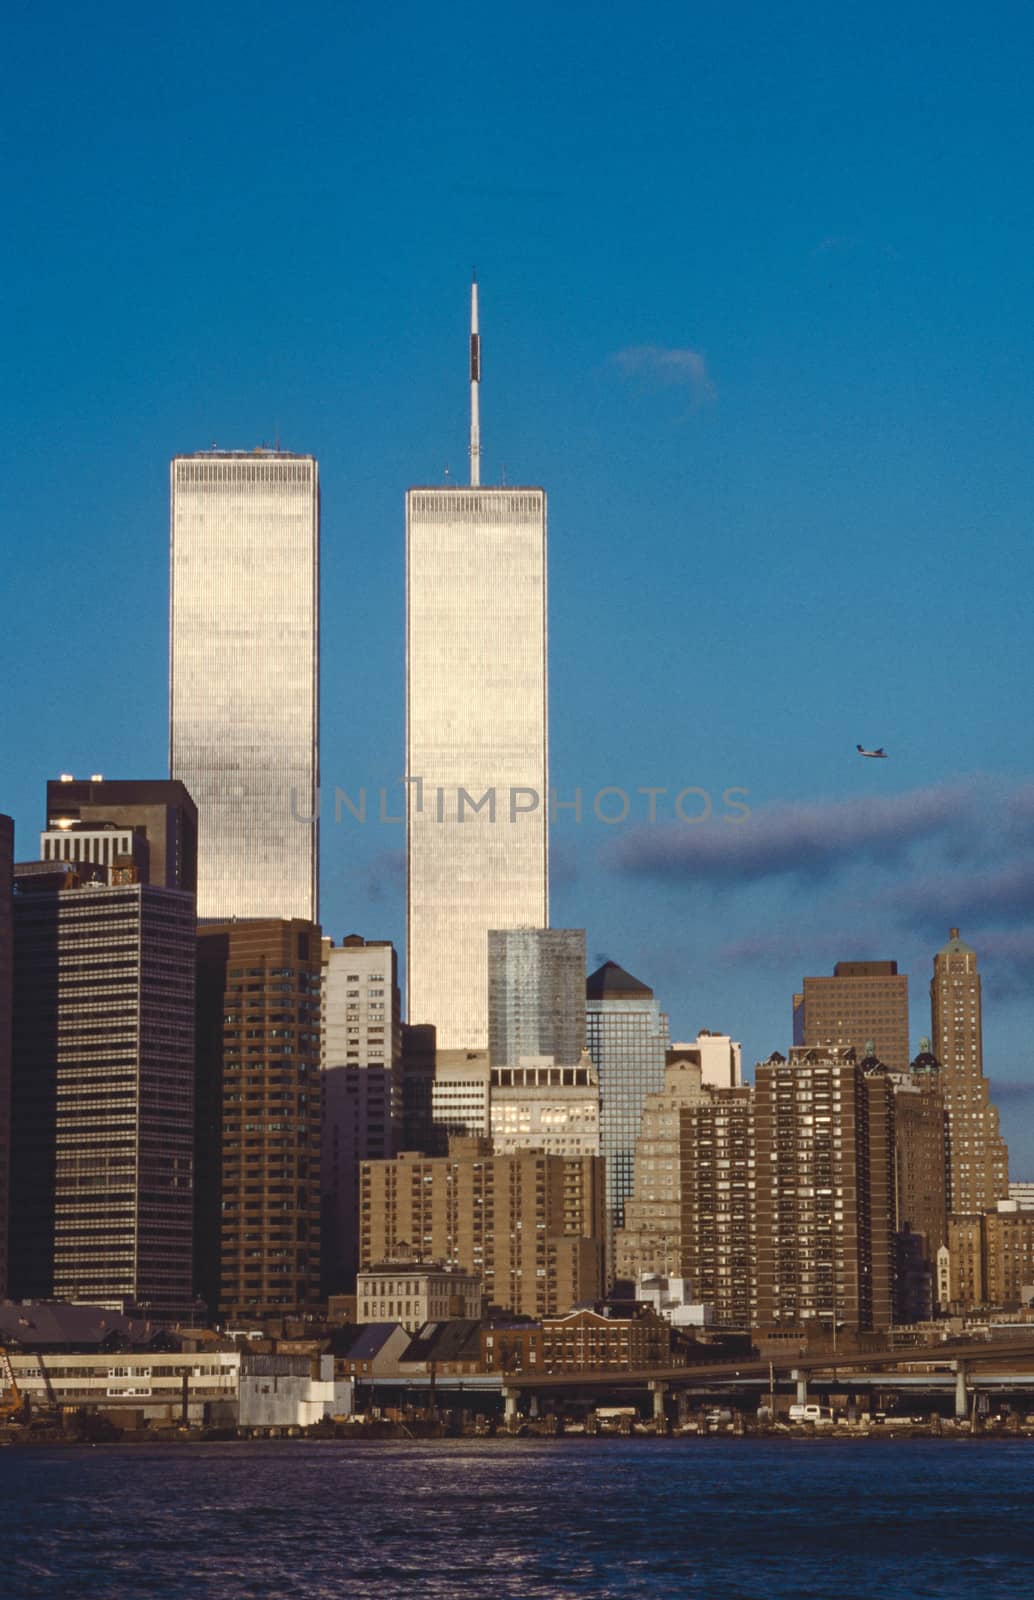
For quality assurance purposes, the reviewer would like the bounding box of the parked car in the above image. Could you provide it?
[788,1402,833,1424]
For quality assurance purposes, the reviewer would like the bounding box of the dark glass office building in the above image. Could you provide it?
[44,776,198,892]
[10,874,196,1319]
[585,961,669,1276]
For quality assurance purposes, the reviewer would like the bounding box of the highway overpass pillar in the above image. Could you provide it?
[503,1388,519,1425]
[791,1369,807,1406]
[953,1361,968,1420]
[650,1382,668,1424]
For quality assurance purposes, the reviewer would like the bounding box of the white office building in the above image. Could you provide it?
[170,449,319,921]
[636,1274,715,1329]
[490,1053,601,1157]
[668,1031,742,1090]
[356,1259,482,1331]
[406,283,548,1049]
[431,1050,492,1140]
[321,936,403,1290]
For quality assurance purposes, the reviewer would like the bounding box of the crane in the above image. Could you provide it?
[36,1352,59,1411]
[0,1344,28,1423]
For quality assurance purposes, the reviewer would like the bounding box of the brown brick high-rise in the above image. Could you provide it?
[930,929,1008,1217]
[754,1048,895,1333]
[196,920,322,1320]
[801,960,909,1075]
[615,1059,755,1328]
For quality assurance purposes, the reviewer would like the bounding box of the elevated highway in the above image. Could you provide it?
[505,1333,1034,1390]
[500,1335,1034,1421]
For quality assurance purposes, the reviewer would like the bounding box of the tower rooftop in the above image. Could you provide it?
[586,961,653,1000]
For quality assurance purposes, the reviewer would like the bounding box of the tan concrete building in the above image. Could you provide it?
[490,1052,601,1157]
[196,920,323,1320]
[359,1136,605,1318]
[982,1205,1034,1309]
[930,929,1009,1219]
[941,1206,1034,1311]
[801,961,910,1074]
[615,1059,755,1327]
[356,1258,482,1331]
[947,1214,985,1308]
[754,1048,895,1333]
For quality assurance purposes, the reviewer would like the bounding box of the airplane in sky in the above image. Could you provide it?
[857,744,888,759]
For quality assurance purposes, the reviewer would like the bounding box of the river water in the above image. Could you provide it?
[4,1437,1034,1598]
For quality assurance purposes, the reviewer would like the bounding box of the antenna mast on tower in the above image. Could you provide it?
[469,271,481,486]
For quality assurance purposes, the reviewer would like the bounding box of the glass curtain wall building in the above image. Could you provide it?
[406,488,548,1049]
[487,927,585,1066]
[170,451,319,922]
[585,961,670,1276]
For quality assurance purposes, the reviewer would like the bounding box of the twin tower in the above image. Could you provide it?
[169,281,548,1049]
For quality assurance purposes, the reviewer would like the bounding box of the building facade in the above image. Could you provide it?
[487,928,586,1067]
[801,960,910,1074]
[195,919,323,1320]
[5,1348,240,1424]
[359,1137,605,1319]
[535,1306,679,1374]
[356,1259,483,1331]
[321,936,402,1293]
[930,928,1009,1219]
[44,777,198,891]
[890,1043,949,1317]
[585,961,670,1266]
[406,486,548,1050]
[946,1214,985,1308]
[615,1058,755,1327]
[667,1031,742,1090]
[10,875,196,1318]
[490,1054,601,1157]
[980,1205,1034,1308]
[753,1048,896,1333]
[400,1023,436,1154]
[430,1050,492,1146]
[170,450,319,922]
[893,1043,949,1254]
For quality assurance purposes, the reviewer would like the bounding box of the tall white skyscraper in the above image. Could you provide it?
[406,283,548,1048]
[170,450,319,921]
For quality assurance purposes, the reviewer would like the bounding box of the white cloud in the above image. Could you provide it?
[612,344,716,406]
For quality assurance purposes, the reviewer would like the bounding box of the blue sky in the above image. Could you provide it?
[3,2,1033,1158]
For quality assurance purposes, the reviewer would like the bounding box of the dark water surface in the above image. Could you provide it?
[4,1437,1034,1599]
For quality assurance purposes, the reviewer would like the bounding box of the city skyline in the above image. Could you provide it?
[4,3,1034,1164]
